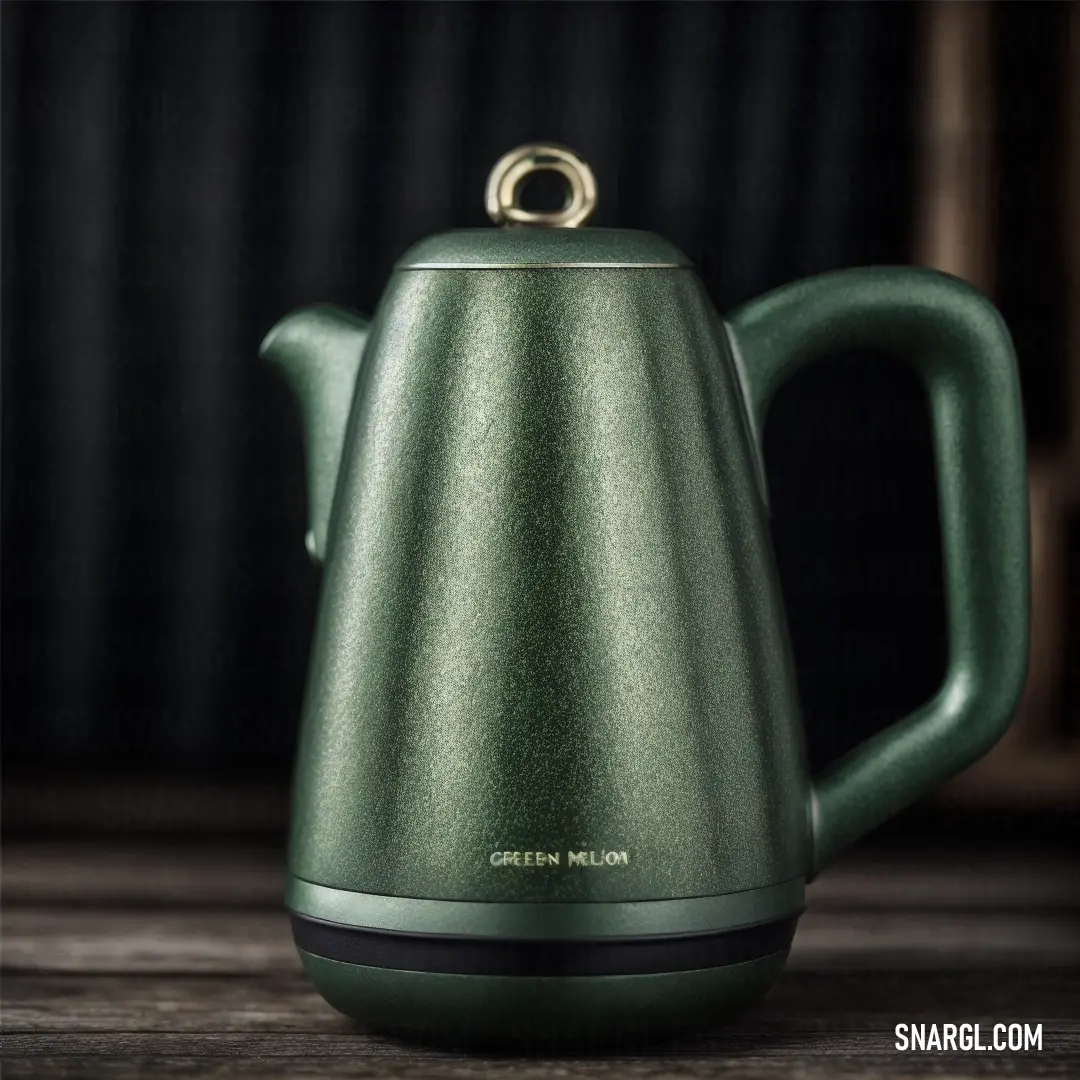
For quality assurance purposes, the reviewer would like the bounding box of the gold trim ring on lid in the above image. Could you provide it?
[485,144,598,228]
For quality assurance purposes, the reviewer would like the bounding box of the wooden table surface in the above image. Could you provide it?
[2,842,1078,1078]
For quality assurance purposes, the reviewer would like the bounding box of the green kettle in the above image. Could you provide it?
[262,144,1028,1047]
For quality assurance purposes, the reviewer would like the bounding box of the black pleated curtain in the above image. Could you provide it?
[4,1,930,774]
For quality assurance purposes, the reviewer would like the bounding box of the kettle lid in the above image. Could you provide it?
[395,143,691,270]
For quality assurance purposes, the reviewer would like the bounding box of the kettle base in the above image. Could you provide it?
[298,946,790,1049]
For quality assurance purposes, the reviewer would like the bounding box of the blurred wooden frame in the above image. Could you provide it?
[916,1,1080,807]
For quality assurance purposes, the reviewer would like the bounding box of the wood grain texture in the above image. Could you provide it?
[2,843,1077,1078]
[5,1058,1078,1080]
[5,970,1076,1034]
[2,844,286,907]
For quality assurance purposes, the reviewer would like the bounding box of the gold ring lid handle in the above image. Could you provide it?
[485,143,598,228]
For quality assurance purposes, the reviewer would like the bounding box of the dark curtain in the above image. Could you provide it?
[6,0,955,775]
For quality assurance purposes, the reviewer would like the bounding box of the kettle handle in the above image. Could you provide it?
[725,266,1029,873]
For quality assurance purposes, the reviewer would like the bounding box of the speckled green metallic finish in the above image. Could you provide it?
[261,304,370,562]
[275,265,810,904]
[297,948,789,1048]
[396,226,690,268]
[264,246,1030,895]
[286,877,804,937]
[264,225,1028,1042]
[726,267,1029,871]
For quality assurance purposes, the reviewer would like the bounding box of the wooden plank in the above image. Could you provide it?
[790,911,1080,969]
[3,908,1079,976]
[5,844,1078,912]
[0,911,297,974]
[1,1031,1075,1074]
[1,974,325,1033]
[806,856,1080,912]
[1,1029,1076,1061]
[2,844,285,907]
[4,970,1075,1034]
[3,1054,1074,1079]
[4,967,1075,1075]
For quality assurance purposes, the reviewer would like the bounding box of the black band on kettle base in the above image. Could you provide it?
[290,912,799,977]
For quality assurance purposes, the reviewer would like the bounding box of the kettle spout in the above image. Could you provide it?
[260,304,370,564]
